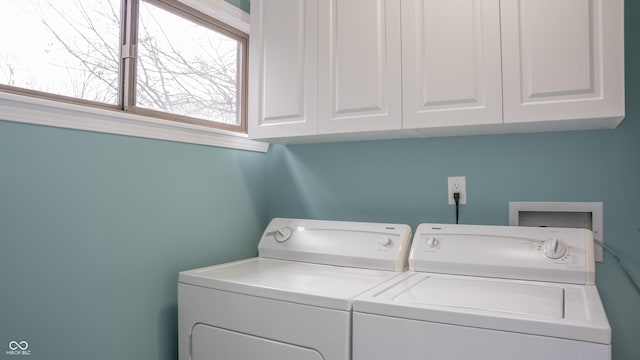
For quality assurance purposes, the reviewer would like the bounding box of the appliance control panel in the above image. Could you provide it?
[409,224,595,285]
[258,218,412,271]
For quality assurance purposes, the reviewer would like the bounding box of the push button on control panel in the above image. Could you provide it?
[379,236,392,247]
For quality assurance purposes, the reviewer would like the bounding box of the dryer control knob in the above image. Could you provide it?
[542,238,567,259]
[379,236,392,247]
[426,236,439,248]
[274,227,292,242]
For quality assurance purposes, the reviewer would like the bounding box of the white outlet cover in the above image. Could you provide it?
[448,176,467,205]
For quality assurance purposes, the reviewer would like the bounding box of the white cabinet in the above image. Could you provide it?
[248,0,318,139]
[501,0,625,126]
[401,0,503,129]
[248,0,401,140]
[317,0,402,134]
[248,0,625,142]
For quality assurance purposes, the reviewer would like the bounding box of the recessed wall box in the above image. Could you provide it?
[509,202,604,262]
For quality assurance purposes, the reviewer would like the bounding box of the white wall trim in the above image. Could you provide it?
[0,92,269,153]
[178,0,250,33]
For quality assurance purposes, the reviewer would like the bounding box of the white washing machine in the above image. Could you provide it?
[179,217,412,360]
[353,223,611,360]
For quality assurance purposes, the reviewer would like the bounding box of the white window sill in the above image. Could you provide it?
[0,92,269,153]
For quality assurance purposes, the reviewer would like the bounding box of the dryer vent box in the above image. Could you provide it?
[509,202,604,262]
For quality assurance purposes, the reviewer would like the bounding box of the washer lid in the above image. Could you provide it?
[393,276,564,319]
[179,257,400,311]
[353,272,611,344]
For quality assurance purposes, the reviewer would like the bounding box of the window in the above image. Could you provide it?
[0,0,121,105]
[0,0,247,133]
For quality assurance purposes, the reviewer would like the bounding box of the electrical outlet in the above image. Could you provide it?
[448,176,467,205]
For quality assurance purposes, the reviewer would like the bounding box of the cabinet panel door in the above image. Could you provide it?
[402,0,503,129]
[317,0,402,135]
[501,0,624,123]
[248,0,318,139]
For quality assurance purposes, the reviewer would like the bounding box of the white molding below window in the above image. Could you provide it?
[0,92,269,153]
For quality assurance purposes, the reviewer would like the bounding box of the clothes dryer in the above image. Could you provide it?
[179,218,412,360]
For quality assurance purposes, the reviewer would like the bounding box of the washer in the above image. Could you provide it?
[353,223,611,360]
[179,218,412,360]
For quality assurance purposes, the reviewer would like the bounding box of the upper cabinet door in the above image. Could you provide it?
[317,0,402,135]
[402,0,503,130]
[501,0,625,124]
[248,0,318,139]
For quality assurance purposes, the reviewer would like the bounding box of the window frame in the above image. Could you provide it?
[125,0,249,133]
[0,0,262,150]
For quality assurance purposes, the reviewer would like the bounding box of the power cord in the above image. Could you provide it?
[453,192,460,224]
[593,238,640,294]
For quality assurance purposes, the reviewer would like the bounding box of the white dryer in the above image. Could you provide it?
[353,223,611,360]
[179,218,412,360]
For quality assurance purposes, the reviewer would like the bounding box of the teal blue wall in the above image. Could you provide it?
[1,1,638,360]
[224,0,249,13]
[0,122,267,360]
[266,2,640,360]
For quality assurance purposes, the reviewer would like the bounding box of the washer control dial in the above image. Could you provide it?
[542,238,568,259]
[379,236,392,247]
[274,227,293,242]
[426,236,439,248]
